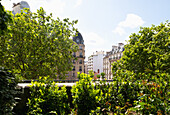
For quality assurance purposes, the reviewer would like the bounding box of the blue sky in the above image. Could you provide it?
[2,0,170,60]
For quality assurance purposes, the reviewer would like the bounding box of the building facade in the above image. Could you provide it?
[103,43,124,79]
[87,51,105,74]
[67,33,85,79]
[84,61,88,74]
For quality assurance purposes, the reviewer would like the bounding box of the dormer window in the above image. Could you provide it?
[76,39,79,43]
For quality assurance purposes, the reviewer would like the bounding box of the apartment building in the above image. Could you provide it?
[103,43,124,79]
[87,51,105,74]
[67,33,85,79]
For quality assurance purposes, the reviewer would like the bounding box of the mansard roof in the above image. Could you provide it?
[73,32,84,44]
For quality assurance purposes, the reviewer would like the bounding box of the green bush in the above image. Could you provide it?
[0,67,19,115]
[25,72,169,114]
[128,73,169,115]
[100,72,105,79]
[71,73,100,115]
[111,67,169,114]
[27,76,70,114]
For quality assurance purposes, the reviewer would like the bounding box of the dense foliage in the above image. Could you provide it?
[0,8,78,79]
[71,73,99,115]
[111,21,170,114]
[116,21,170,74]
[0,67,19,115]
[0,1,12,34]
[27,77,70,114]
[26,72,169,114]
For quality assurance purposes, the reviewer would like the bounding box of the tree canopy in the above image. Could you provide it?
[0,8,78,79]
[113,21,170,75]
[111,22,169,114]
[0,1,12,34]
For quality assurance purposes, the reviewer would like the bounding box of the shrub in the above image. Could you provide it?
[71,73,100,115]
[0,67,19,115]
[27,76,70,114]
[128,73,169,115]
[101,72,105,79]
[97,74,100,78]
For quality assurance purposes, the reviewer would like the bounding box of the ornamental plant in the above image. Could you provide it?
[101,72,105,79]
[71,73,100,115]
[27,76,70,114]
[128,73,169,115]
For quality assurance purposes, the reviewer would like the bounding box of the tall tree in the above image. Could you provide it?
[0,8,78,79]
[0,0,12,34]
[112,21,170,75]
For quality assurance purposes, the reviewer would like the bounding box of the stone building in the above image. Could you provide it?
[67,33,85,79]
[103,43,124,79]
[84,61,88,74]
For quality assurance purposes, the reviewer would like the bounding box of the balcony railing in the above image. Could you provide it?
[79,55,85,58]
[79,69,82,71]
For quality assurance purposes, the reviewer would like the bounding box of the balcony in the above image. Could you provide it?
[79,69,82,71]
[79,55,85,58]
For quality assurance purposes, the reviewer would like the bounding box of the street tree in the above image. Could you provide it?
[112,21,170,75]
[0,8,78,79]
[0,0,12,34]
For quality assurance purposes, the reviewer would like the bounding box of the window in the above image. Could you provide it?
[79,52,83,57]
[79,66,82,71]
[73,73,75,77]
[73,52,76,57]
[72,66,75,71]
[73,60,76,64]
[76,39,79,43]
[79,46,83,50]
[79,60,82,64]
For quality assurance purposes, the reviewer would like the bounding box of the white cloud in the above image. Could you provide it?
[82,32,105,46]
[113,26,126,36]
[74,0,82,8]
[2,0,66,19]
[119,14,145,28]
[80,32,108,60]
[30,0,65,18]
[113,14,144,35]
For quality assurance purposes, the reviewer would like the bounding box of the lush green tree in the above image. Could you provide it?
[101,72,105,79]
[0,0,12,34]
[113,21,170,75]
[0,8,78,79]
[111,21,170,114]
